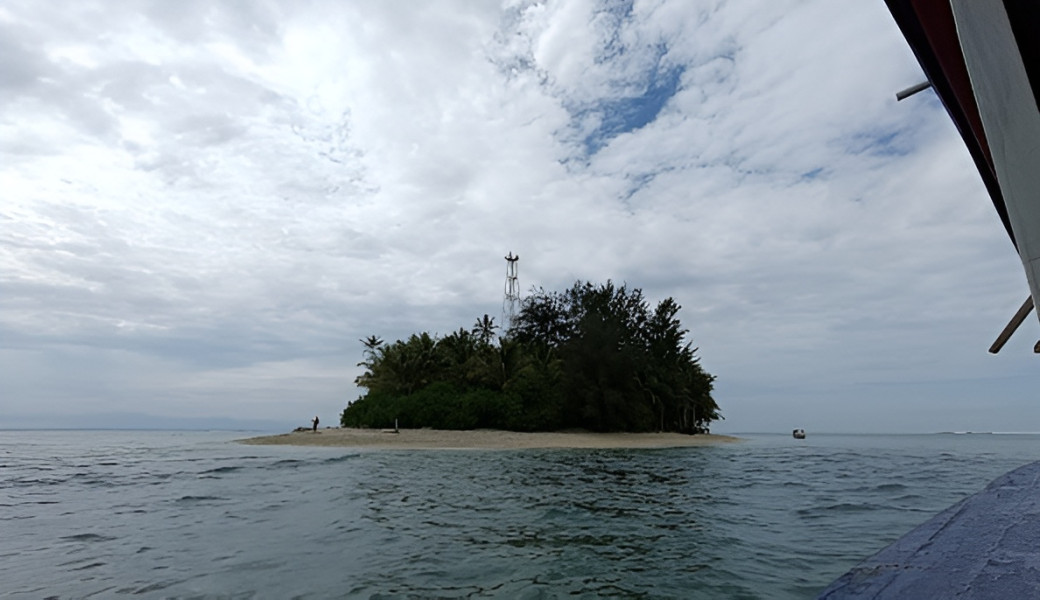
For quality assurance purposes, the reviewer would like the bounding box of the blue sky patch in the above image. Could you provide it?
[846,127,913,157]
[580,64,685,155]
[800,167,825,181]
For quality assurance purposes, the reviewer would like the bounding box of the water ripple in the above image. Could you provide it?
[1,431,1038,598]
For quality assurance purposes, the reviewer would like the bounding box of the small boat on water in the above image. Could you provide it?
[792,429,806,439]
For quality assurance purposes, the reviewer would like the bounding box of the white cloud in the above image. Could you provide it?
[1,0,1035,432]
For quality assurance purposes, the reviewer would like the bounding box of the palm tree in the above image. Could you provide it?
[360,334,383,353]
[358,335,384,366]
[472,314,498,346]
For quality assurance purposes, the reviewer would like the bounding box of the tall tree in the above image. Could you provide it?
[343,280,720,433]
[471,314,498,346]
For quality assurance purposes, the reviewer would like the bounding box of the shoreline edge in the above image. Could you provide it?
[237,428,741,450]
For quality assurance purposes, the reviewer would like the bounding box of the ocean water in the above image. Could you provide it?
[2,431,1038,599]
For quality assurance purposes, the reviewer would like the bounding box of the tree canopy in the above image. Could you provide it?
[341,280,720,433]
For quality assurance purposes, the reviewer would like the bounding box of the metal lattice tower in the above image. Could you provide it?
[503,252,520,327]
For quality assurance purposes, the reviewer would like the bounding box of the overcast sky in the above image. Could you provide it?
[2,0,1036,433]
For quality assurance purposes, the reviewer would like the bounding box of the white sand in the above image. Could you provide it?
[238,427,739,449]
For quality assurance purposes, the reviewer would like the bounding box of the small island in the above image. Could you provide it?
[240,428,738,449]
[245,280,727,449]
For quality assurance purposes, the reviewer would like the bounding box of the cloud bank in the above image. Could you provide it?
[2,0,1035,432]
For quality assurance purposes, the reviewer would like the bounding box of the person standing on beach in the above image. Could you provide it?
[312,416,319,432]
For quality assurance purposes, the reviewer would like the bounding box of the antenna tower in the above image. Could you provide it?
[503,252,520,326]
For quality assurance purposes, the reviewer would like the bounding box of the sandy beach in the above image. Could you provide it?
[238,427,739,449]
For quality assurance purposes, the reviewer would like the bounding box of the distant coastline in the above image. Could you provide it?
[238,428,740,450]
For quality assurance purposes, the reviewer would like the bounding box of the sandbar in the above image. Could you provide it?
[238,427,739,449]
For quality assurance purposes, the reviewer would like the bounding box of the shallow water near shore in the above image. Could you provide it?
[2,430,1038,599]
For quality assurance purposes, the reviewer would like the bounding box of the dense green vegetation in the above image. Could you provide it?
[341,281,720,433]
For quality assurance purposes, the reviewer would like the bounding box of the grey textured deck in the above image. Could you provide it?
[818,460,1040,599]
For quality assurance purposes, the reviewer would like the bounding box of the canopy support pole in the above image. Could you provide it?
[989,296,1034,353]
[895,80,932,101]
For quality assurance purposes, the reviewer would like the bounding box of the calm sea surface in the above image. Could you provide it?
[2,430,1038,599]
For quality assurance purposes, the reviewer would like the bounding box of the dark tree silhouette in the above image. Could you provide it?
[342,280,719,433]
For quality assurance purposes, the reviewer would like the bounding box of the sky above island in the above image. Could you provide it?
[2,0,1037,433]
